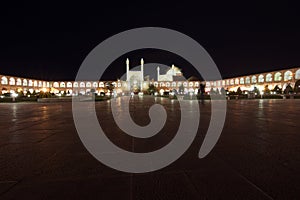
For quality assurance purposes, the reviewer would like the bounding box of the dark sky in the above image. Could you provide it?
[0,1,300,81]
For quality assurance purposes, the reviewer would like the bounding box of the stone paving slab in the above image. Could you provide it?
[0,98,300,199]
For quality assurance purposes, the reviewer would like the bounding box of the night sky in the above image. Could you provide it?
[0,1,300,81]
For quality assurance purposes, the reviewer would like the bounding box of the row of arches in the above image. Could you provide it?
[1,68,300,90]
[224,70,300,86]
[1,77,50,87]
[151,81,200,88]
[51,81,122,88]
[0,77,124,89]
[152,70,300,89]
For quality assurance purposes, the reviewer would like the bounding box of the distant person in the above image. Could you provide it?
[199,83,206,104]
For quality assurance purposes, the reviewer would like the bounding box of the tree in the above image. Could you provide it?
[105,82,115,95]
[147,84,157,95]
[18,90,24,97]
[38,92,52,98]
[236,87,242,95]
[284,84,293,94]
[253,87,260,95]
[295,80,300,93]
[272,85,282,94]
[264,85,270,94]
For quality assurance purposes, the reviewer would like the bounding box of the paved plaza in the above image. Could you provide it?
[0,97,300,199]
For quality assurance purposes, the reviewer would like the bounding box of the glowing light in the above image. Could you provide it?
[11,93,18,98]
[159,89,164,96]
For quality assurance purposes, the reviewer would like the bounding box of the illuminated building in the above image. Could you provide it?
[1,60,300,96]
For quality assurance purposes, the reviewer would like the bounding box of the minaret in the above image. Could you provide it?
[140,58,144,90]
[126,58,129,81]
[157,66,160,81]
[171,64,175,75]
[140,58,144,81]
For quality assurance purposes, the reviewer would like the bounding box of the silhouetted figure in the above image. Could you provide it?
[199,83,206,104]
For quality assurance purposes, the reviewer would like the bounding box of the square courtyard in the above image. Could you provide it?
[0,97,299,199]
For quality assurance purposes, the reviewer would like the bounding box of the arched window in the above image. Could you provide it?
[53,82,59,88]
[67,82,72,88]
[245,77,250,84]
[28,80,33,86]
[23,79,27,86]
[230,79,234,85]
[16,79,22,86]
[73,82,78,87]
[235,78,239,85]
[80,82,85,88]
[33,81,38,87]
[251,76,257,83]
[9,77,15,85]
[266,74,272,82]
[296,69,300,79]
[284,71,293,81]
[240,78,244,84]
[172,82,176,87]
[258,75,264,83]
[274,72,282,81]
[86,82,91,87]
[93,82,98,88]
[189,82,193,87]
[60,82,65,88]
[1,77,8,85]
[166,82,170,87]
